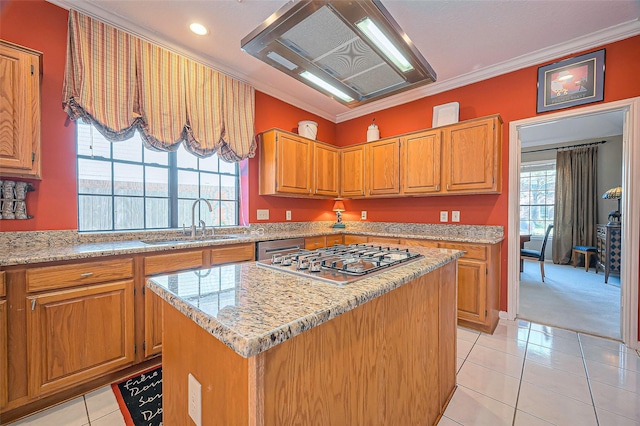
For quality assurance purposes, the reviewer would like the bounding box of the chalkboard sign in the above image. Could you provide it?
[114,366,163,426]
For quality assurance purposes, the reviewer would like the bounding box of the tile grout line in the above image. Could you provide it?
[83,395,92,426]
[510,321,531,426]
[578,334,600,426]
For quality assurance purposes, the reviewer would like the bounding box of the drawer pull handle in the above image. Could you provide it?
[80,272,94,277]
[31,299,36,310]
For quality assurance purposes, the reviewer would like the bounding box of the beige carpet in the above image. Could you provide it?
[518,261,621,340]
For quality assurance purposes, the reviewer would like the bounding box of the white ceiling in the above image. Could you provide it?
[48,0,640,124]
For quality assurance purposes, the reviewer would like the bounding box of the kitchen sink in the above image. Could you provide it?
[141,235,239,245]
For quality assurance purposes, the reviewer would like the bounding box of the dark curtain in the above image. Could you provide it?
[552,146,598,264]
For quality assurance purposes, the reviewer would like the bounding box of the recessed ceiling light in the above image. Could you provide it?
[190,23,208,36]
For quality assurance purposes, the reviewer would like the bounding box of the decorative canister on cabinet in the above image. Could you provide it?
[367,119,380,142]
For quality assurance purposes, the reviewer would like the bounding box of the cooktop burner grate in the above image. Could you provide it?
[257,244,423,284]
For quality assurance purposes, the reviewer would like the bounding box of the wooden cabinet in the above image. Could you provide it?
[313,143,339,197]
[305,236,326,250]
[400,130,441,194]
[259,129,341,198]
[340,145,365,197]
[0,41,42,179]
[366,138,400,196]
[441,115,502,194]
[326,234,343,247]
[0,272,6,409]
[368,236,401,244]
[344,234,368,245]
[26,280,135,397]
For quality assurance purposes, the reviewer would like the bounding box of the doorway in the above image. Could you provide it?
[507,97,640,350]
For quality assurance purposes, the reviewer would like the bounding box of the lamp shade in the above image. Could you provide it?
[602,186,622,199]
[332,200,345,212]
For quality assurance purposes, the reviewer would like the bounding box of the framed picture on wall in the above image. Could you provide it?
[537,49,605,113]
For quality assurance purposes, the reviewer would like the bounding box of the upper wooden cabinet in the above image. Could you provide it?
[340,145,365,198]
[0,41,42,179]
[313,143,339,197]
[441,115,502,194]
[400,129,441,195]
[259,129,339,198]
[366,138,400,196]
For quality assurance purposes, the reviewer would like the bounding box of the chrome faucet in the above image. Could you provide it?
[191,198,212,238]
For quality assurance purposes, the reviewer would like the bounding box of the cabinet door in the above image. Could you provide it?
[0,42,42,178]
[401,130,441,194]
[367,236,400,244]
[340,145,365,197]
[144,290,164,358]
[277,133,313,195]
[366,139,400,196]
[456,259,487,324]
[305,236,326,250]
[0,299,7,408]
[344,235,368,245]
[326,235,343,247]
[314,143,339,197]
[442,117,501,193]
[26,280,135,397]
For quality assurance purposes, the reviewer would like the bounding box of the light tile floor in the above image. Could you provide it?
[8,319,640,425]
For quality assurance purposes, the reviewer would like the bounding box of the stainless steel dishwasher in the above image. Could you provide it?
[256,238,306,261]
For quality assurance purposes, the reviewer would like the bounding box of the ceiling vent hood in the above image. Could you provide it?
[241,0,437,108]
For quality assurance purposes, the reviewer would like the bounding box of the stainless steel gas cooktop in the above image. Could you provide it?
[256,243,423,285]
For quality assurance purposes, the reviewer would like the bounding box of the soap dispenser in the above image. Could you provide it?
[367,119,380,142]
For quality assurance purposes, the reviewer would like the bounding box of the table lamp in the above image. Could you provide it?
[602,186,622,226]
[332,200,346,228]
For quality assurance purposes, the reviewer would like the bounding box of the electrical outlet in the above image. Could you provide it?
[452,211,460,222]
[256,209,269,220]
[286,210,292,221]
[440,211,448,222]
[361,211,367,220]
[188,373,202,426]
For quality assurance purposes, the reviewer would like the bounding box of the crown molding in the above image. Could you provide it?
[335,19,640,123]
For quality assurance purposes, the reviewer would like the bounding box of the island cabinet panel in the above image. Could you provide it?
[366,138,400,196]
[0,41,42,179]
[441,115,502,194]
[340,145,365,198]
[401,130,442,194]
[161,262,456,426]
[313,143,339,197]
[26,280,135,397]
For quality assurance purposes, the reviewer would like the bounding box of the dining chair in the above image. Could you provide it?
[520,224,554,282]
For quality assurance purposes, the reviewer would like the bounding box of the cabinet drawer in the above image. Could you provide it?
[368,236,401,244]
[0,271,5,297]
[438,242,487,261]
[211,243,254,266]
[305,236,326,250]
[144,251,204,276]
[344,235,368,245]
[26,259,134,292]
[401,239,439,248]
[326,235,343,247]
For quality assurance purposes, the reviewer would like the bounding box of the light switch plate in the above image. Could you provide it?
[286,210,291,221]
[188,373,202,426]
[361,211,367,220]
[256,209,269,220]
[440,211,448,222]
[452,211,460,222]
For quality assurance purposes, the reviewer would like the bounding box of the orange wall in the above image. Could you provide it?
[0,0,77,231]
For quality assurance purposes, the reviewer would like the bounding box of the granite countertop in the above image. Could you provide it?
[147,245,463,358]
[0,222,503,267]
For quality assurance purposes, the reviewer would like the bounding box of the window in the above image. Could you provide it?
[520,161,555,236]
[77,122,239,232]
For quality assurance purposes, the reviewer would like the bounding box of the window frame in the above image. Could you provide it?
[76,122,240,232]
[519,160,556,237]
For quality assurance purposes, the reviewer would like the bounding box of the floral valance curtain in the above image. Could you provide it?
[62,10,256,161]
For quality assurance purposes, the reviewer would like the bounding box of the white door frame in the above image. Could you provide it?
[507,97,640,350]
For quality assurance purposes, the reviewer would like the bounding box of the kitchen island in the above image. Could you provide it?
[147,245,463,425]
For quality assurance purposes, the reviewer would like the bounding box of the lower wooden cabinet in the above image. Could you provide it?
[344,234,368,245]
[26,280,135,397]
[326,235,343,247]
[0,298,7,409]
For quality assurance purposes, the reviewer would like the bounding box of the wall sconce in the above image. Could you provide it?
[602,186,622,226]
[332,200,346,229]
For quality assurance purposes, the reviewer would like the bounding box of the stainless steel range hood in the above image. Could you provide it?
[241,0,437,108]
